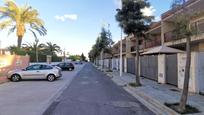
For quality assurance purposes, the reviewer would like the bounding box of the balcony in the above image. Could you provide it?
[131,46,136,52]
[164,31,174,42]
[198,20,204,33]
[122,48,126,52]
[130,45,144,52]
[144,36,161,49]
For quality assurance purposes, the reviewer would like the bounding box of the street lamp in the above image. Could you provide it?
[120,28,123,77]
[116,0,123,77]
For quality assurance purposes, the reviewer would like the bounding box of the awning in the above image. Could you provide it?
[142,45,184,55]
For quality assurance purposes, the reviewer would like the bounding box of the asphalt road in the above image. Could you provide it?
[43,63,155,115]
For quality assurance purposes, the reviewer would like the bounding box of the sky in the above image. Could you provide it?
[0,0,173,57]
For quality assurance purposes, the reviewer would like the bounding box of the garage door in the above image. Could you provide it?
[166,54,178,86]
[127,58,135,74]
[140,55,158,81]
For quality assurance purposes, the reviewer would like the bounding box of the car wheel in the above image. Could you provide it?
[69,68,72,71]
[47,74,56,82]
[11,74,21,82]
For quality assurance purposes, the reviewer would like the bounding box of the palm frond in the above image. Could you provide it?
[0,19,12,29]
[29,29,37,39]
[7,25,16,36]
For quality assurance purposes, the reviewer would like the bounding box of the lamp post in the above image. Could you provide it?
[116,0,123,77]
[120,28,123,77]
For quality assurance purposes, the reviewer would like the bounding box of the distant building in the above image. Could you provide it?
[0,49,11,55]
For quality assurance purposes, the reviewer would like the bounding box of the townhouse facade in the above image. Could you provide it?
[98,0,204,94]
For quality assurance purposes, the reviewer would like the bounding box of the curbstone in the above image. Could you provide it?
[124,86,179,115]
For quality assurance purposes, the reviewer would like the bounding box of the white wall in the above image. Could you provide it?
[197,52,204,93]
[124,57,127,73]
[177,53,199,93]
[112,58,118,70]
[158,54,166,84]
[104,59,109,69]
[116,58,119,70]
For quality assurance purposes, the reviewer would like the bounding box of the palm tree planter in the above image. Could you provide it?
[0,0,46,47]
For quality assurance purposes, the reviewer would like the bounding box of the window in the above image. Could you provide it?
[41,65,53,70]
[65,63,71,66]
[58,63,64,67]
[26,65,41,70]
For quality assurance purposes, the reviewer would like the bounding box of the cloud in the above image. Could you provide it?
[55,14,78,22]
[64,14,78,20]
[154,16,161,22]
[113,0,122,9]
[55,15,65,22]
[141,6,156,16]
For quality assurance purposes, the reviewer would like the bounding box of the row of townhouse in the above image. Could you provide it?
[96,0,204,94]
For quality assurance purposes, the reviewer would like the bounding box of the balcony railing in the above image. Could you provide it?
[164,31,174,42]
[130,45,144,52]
[145,36,161,49]
[122,47,126,52]
[131,46,136,52]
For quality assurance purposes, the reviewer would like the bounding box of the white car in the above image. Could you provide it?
[7,64,62,82]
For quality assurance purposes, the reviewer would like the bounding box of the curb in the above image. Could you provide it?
[124,86,179,115]
[38,64,86,115]
[0,77,9,84]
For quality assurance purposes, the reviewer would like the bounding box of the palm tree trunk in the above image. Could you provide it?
[178,36,191,112]
[135,34,141,86]
[17,36,23,48]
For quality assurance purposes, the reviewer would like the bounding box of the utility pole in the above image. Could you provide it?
[0,40,1,55]
[63,48,66,62]
[120,28,123,77]
[118,0,123,77]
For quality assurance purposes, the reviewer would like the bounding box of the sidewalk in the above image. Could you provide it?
[0,77,9,84]
[98,67,204,115]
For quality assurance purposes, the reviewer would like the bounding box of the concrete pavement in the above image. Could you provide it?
[102,69,204,115]
[44,63,154,115]
[0,64,85,115]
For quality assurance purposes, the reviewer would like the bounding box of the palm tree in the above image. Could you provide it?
[45,42,61,56]
[0,0,47,47]
[22,39,45,62]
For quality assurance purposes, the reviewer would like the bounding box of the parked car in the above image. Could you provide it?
[75,60,83,65]
[7,64,62,82]
[56,62,75,71]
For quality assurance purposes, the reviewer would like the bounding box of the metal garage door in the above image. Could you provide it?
[108,59,112,69]
[122,58,125,72]
[127,58,136,74]
[140,55,158,81]
[166,54,178,86]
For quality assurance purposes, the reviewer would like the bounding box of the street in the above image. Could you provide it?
[44,63,154,115]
